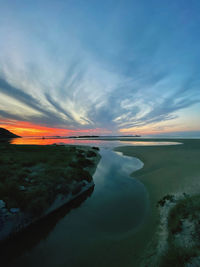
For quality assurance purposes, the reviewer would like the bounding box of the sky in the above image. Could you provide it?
[0,0,200,136]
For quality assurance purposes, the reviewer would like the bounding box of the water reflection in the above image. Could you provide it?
[10,137,181,147]
[87,149,146,235]
[10,137,106,146]
[3,149,149,267]
[0,186,94,265]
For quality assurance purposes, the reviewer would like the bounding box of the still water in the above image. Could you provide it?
[3,139,180,266]
[10,136,181,146]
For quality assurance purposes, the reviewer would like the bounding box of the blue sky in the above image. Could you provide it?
[0,0,200,136]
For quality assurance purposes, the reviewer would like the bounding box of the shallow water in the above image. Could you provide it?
[4,147,151,267]
[3,138,181,266]
[10,136,181,147]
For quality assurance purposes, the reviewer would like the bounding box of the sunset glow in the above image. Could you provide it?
[1,2,200,267]
[0,120,111,137]
[0,1,200,137]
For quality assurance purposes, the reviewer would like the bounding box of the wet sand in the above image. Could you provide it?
[115,139,200,265]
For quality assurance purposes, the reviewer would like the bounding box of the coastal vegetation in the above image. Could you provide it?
[0,143,100,226]
[158,193,200,266]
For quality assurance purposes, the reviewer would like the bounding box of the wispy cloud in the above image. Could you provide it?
[0,0,200,134]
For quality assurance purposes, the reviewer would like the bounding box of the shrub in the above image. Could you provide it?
[78,158,93,168]
[87,151,96,157]
[157,194,174,207]
[160,246,198,267]
[92,146,99,150]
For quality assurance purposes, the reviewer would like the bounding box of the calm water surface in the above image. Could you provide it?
[4,138,180,266]
[11,136,181,146]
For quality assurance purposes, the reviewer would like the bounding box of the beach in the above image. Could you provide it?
[1,138,200,266]
[115,138,200,265]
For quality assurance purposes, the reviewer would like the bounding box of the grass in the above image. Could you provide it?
[159,194,200,266]
[160,246,198,267]
[168,194,200,235]
[0,143,98,216]
[155,192,200,266]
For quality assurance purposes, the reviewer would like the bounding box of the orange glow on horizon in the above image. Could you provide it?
[119,126,200,136]
[0,120,110,137]
[1,119,198,138]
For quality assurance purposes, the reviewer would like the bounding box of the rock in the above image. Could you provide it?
[1,208,8,214]
[0,200,6,209]
[19,185,26,191]
[56,184,62,190]
[10,208,20,213]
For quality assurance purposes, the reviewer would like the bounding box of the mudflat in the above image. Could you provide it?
[116,139,200,200]
[115,139,200,266]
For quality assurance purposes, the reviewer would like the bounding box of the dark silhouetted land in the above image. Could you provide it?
[0,128,20,139]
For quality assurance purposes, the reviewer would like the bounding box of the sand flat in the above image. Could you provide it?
[115,139,200,265]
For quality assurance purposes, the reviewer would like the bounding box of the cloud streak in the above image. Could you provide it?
[0,0,200,135]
